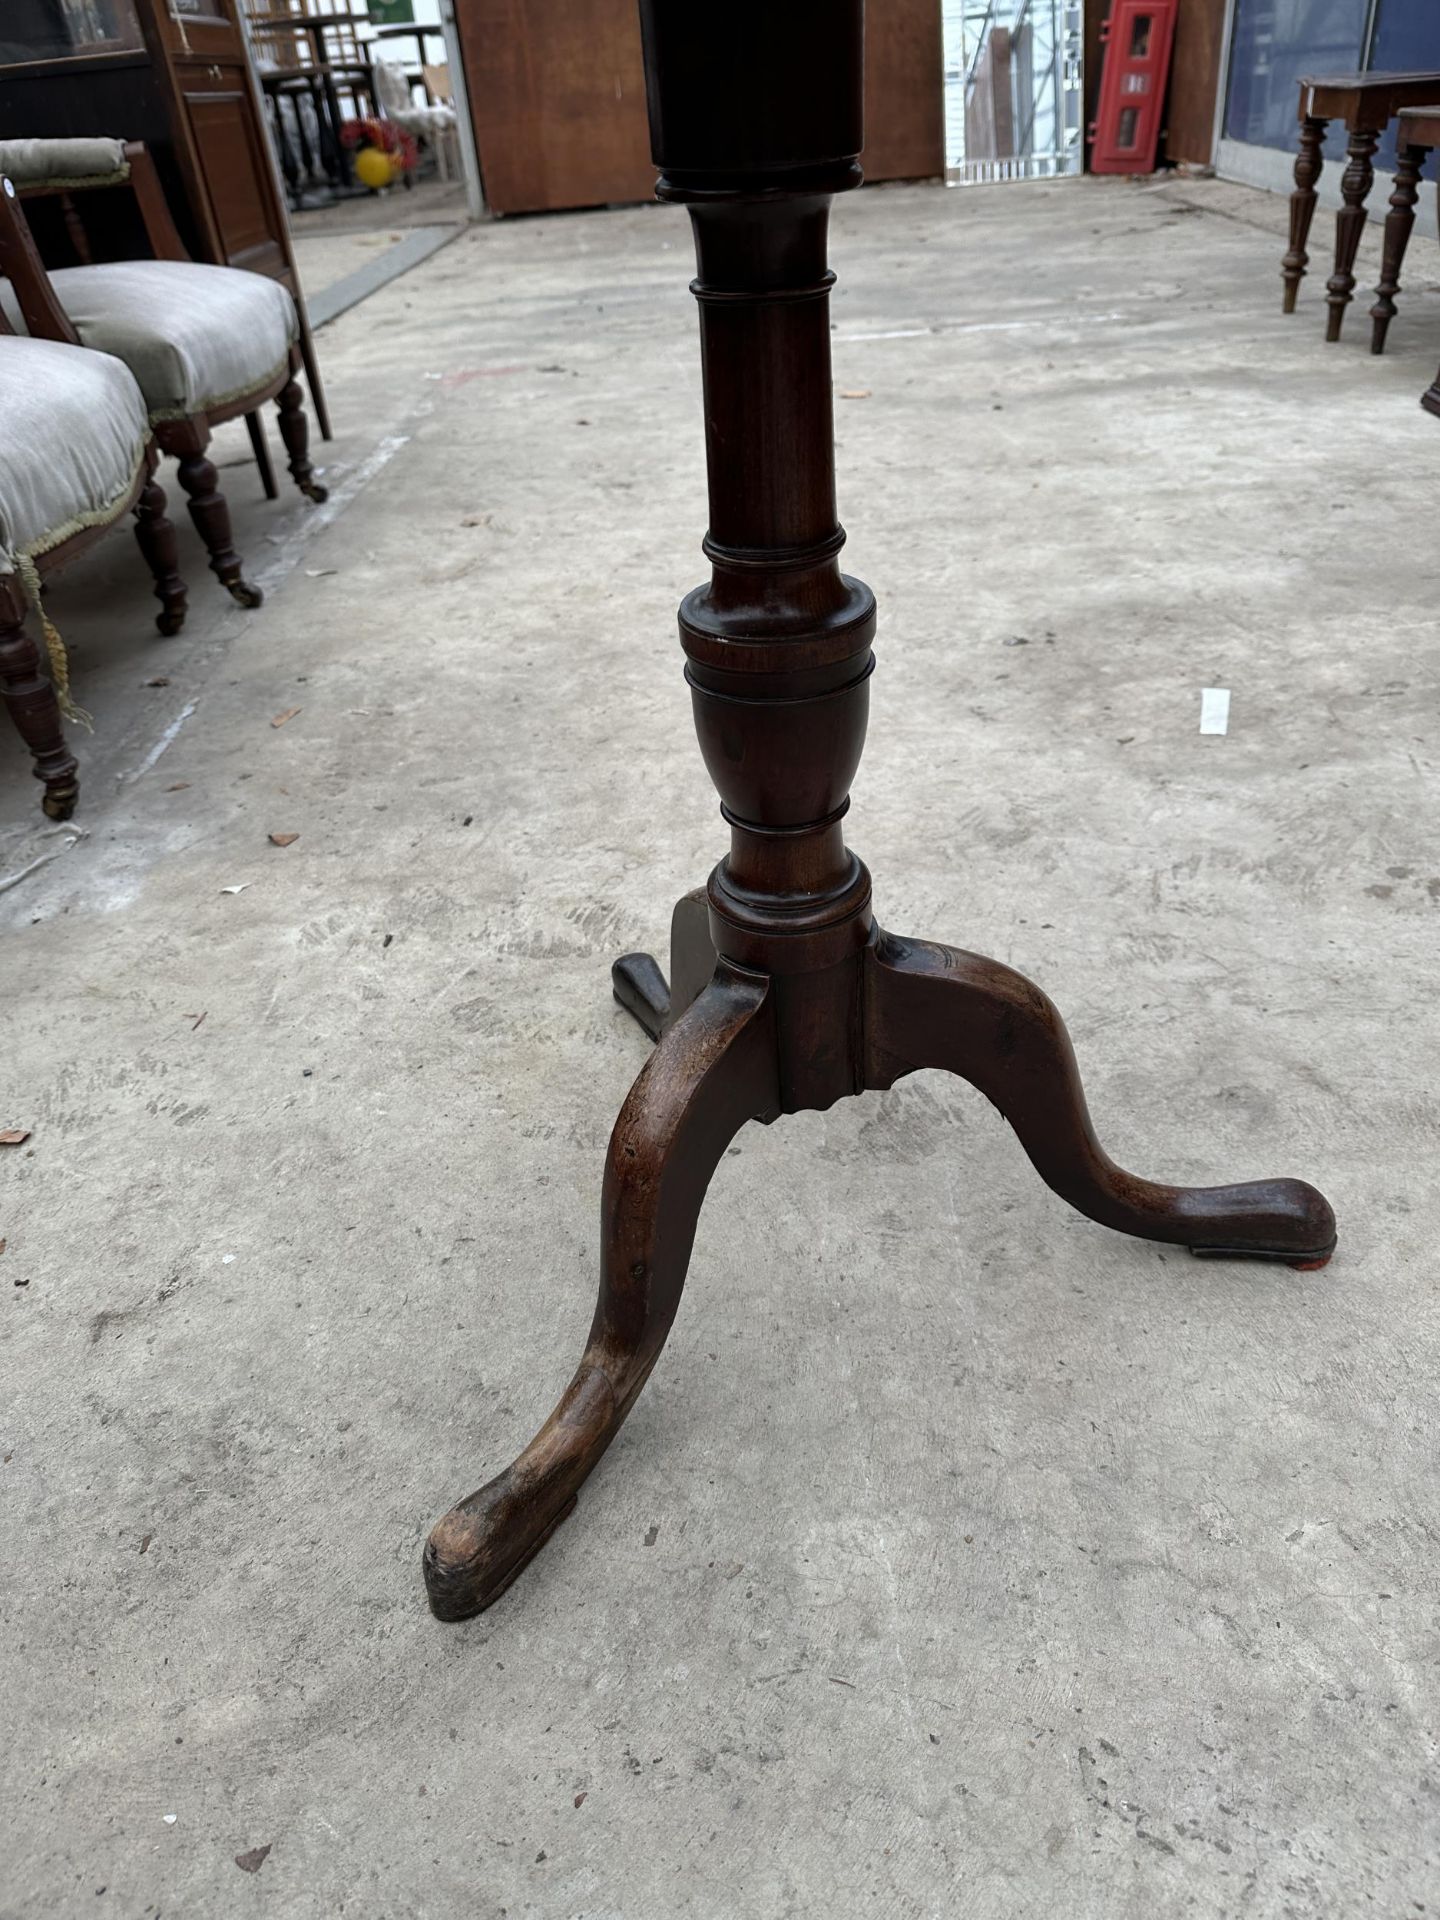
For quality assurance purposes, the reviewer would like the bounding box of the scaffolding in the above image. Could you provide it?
[942,0,1084,183]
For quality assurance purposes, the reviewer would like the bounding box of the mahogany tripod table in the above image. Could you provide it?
[423,0,1337,1623]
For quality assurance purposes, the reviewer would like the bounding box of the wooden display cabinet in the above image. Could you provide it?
[0,0,330,436]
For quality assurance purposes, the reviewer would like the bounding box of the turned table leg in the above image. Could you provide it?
[1370,142,1429,354]
[0,574,79,820]
[1282,114,1328,313]
[1326,126,1377,342]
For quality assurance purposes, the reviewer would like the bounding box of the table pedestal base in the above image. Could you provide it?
[424,896,1334,1623]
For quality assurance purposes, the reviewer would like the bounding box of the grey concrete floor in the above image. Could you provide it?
[3,176,1438,1918]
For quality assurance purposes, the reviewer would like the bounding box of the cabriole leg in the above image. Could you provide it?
[865,931,1335,1266]
[425,963,778,1619]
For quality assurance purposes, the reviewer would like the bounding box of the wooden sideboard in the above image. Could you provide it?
[0,0,329,435]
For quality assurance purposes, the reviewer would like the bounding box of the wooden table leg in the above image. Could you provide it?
[1326,125,1378,341]
[1282,114,1328,313]
[1370,141,1429,354]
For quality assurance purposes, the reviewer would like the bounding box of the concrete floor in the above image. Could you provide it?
[3,176,1438,1917]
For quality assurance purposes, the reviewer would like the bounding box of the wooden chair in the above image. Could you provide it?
[0,139,327,612]
[0,323,188,818]
[1281,71,1440,351]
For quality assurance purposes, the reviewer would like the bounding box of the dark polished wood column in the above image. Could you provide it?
[424,0,1337,1624]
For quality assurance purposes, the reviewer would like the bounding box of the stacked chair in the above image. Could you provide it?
[0,138,331,817]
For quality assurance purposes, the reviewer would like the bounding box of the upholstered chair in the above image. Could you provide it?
[0,329,186,819]
[0,141,327,612]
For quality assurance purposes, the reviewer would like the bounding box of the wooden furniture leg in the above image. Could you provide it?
[1282,114,1328,313]
[864,933,1333,1262]
[613,887,713,1040]
[0,572,78,820]
[275,369,329,502]
[1326,126,1378,342]
[1370,141,1429,354]
[169,427,263,608]
[425,0,1338,1622]
[245,410,279,500]
[132,450,188,636]
[425,962,779,1620]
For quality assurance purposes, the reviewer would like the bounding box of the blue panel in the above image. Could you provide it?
[1371,0,1440,173]
[1224,0,1369,153]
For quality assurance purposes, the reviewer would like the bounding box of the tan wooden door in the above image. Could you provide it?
[455,0,944,217]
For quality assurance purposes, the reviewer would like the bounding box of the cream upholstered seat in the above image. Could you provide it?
[0,333,187,820]
[0,137,325,616]
[0,258,298,423]
[0,335,148,576]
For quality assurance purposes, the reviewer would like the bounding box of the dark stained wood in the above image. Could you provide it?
[1370,138,1429,354]
[1162,0,1226,166]
[132,448,188,636]
[0,570,80,821]
[172,432,261,608]
[275,376,327,503]
[425,0,1339,1623]
[1326,126,1379,342]
[862,0,943,183]
[1282,114,1328,314]
[1282,73,1440,348]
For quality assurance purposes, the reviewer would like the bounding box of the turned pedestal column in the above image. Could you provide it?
[423,0,1336,1623]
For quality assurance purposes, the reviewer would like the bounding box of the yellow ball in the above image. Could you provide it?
[354,145,392,190]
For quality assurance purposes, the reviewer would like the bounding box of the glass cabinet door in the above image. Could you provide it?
[0,0,146,66]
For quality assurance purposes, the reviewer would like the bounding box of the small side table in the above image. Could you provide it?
[1281,71,1440,350]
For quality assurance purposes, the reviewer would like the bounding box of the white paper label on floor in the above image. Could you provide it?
[1199,687,1231,736]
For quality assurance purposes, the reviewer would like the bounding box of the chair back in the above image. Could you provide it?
[422,63,453,106]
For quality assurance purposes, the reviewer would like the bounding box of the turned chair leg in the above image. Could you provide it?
[173,435,263,609]
[132,454,189,636]
[1326,126,1378,343]
[0,575,79,820]
[1370,142,1429,354]
[275,377,329,504]
[1282,114,1327,313]
[864,930,1336,1266]
[612,886,714,1040]
[424,962,780,1619]
[245,410,279,501]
